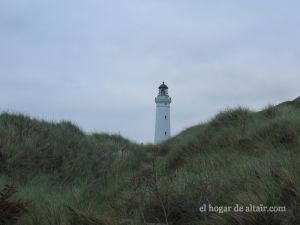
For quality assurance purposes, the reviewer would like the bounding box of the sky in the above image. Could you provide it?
[0,0,300,143]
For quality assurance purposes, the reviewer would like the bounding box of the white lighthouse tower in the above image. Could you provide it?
[154,82,172,144]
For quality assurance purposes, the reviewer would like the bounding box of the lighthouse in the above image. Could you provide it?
[154,82,172,144]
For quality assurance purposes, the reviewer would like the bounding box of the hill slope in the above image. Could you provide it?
[1,102,300,225]
[0,113,144,184]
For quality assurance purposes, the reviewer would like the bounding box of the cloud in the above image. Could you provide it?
[0,0,300,142]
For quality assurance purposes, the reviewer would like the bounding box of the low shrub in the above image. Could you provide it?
[0,185,28,225]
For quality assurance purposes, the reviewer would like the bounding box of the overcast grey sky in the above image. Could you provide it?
[1,0,300,143]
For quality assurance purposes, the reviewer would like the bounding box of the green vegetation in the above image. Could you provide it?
[1,101,300,225]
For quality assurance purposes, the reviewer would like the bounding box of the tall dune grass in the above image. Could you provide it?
[1,101,300,224]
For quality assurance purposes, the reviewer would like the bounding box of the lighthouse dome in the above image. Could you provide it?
[159,82,168,89]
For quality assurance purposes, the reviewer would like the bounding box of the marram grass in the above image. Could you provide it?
[1,102,300,224]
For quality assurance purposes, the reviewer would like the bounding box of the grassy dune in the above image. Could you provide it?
[1,101,300,224]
